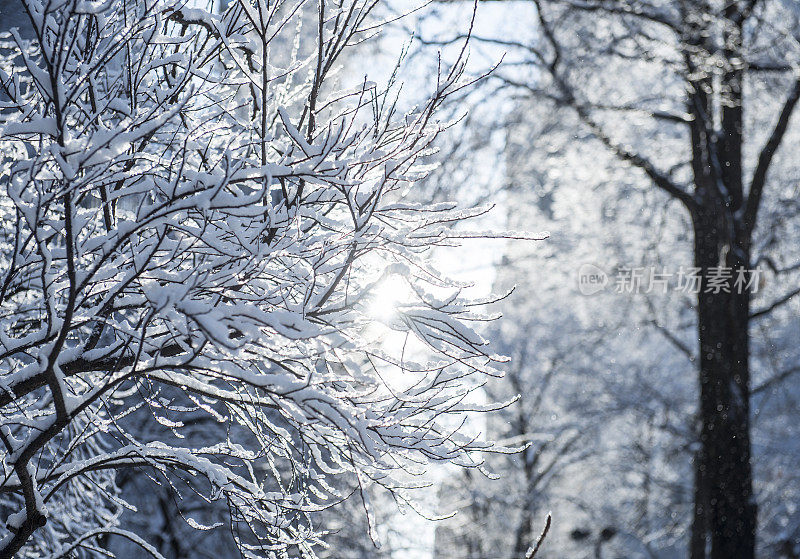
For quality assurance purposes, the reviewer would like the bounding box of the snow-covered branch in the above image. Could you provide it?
[0,1,503,556]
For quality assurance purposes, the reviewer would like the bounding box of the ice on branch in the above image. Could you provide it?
[0,0,507,557]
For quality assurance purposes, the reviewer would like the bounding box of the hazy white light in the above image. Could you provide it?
[367,274,409,322]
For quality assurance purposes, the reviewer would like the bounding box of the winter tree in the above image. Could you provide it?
[409,1,800,558]
[0,0,507,557]
[434,98,699,559]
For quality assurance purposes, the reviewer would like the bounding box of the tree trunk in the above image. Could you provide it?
[512,445,538,558]
[692,209,756,559]
[686,8,756,552]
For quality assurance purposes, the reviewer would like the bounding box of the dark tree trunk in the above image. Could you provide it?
[685,6,756,554]
[693,213,756,559]
[512,448,537,558]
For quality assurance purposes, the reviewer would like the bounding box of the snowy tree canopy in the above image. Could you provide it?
[0,1,508,556]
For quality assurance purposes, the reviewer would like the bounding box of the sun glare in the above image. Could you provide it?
[367,274,409,322]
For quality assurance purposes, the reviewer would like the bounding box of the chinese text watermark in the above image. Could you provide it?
[577,264,762,296]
